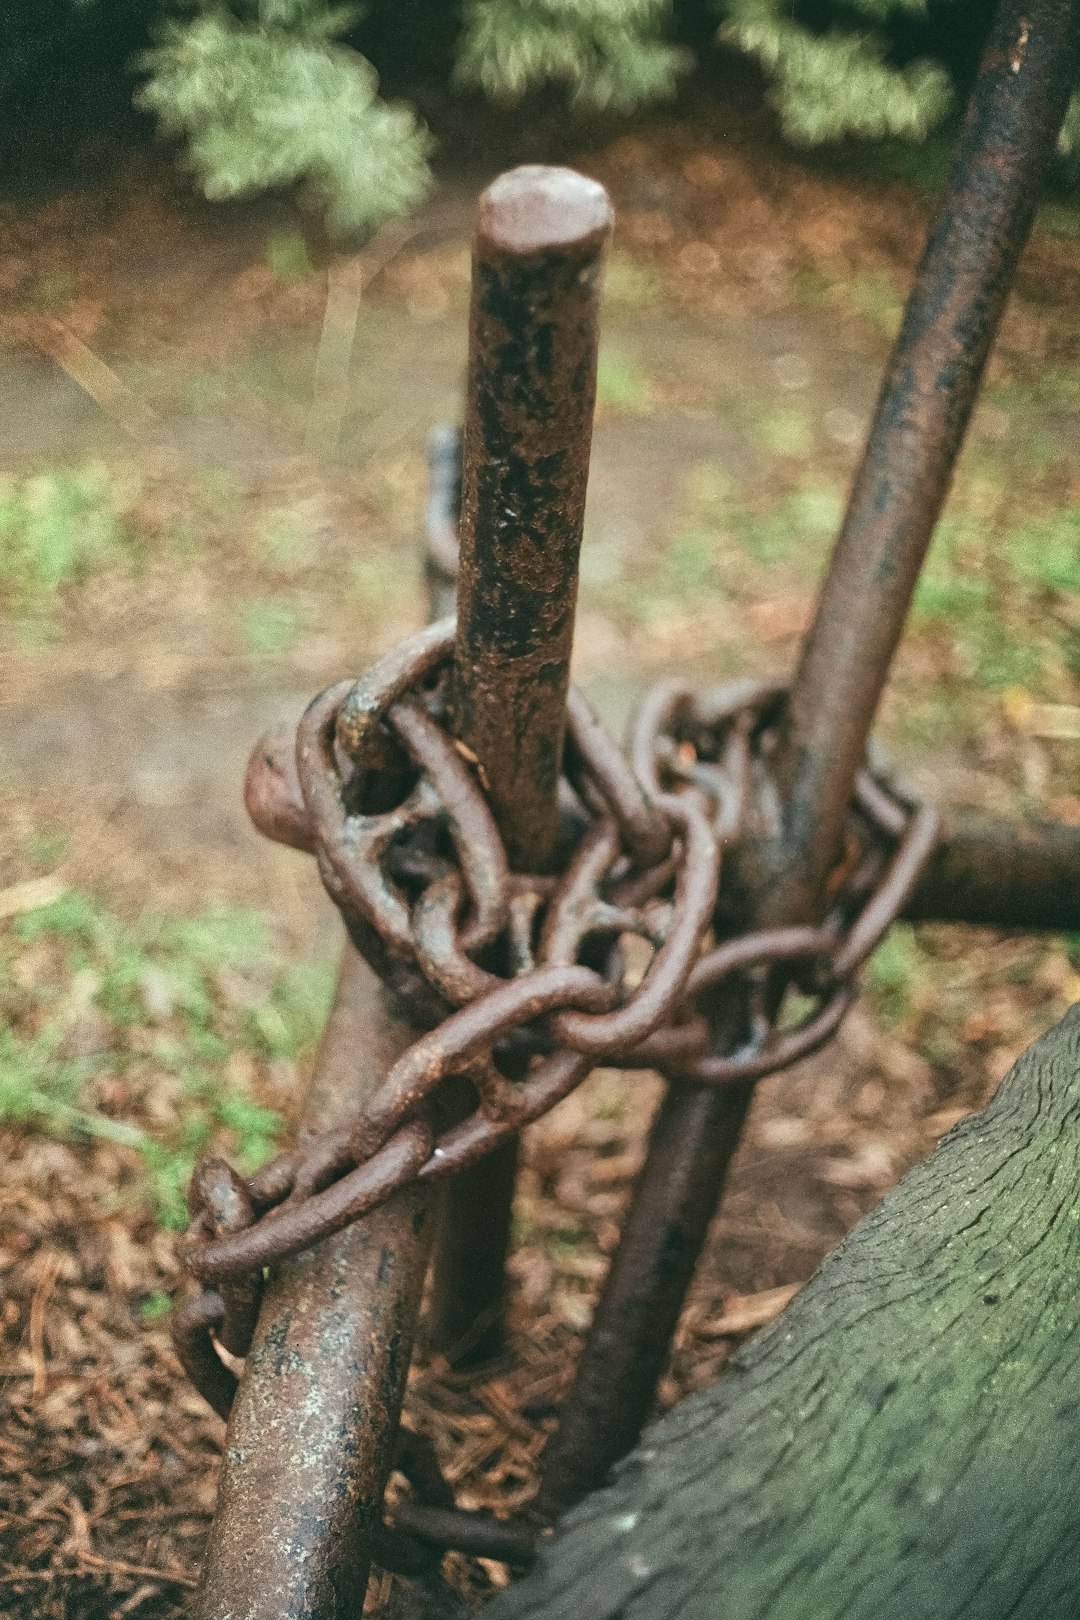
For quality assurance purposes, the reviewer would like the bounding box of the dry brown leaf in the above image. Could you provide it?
[702,1284,801,1338]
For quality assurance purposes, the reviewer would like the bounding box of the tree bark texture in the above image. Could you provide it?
[490,1002,1080,1620]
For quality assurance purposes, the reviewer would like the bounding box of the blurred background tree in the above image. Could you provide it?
[5,1,1077,234]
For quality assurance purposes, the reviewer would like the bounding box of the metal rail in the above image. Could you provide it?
[426,167,613,1362]
[904,810,1080,929]
[532,0,1080,1521]
[191,950,432,1618]
[767,0,1080,923]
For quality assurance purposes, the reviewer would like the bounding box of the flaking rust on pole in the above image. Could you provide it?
[428,167,613,1361]
[453,166,613,871]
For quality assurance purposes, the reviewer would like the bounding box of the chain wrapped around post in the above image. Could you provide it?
[173,615,937,1420]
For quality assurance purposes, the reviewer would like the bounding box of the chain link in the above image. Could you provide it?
[173,621,938,1411]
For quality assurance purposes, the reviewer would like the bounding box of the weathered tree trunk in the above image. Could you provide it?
[491,1003,1080,1620]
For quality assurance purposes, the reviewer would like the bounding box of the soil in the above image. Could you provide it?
[1,87,1077,1618]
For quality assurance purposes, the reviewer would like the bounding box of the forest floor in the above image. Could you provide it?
[1,81,1078,1619]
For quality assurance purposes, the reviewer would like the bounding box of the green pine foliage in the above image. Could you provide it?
[137,0,966,237]
[720,0,953,144]
[1056,89,1080,174]
[7,1,1075,237]
[139,2,433,237]
[455,0,688,110]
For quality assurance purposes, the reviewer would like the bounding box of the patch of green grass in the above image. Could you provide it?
[602,254,662,311]
[23,271,77,312]
[683,461,736,510]
[962,430,1064,492]
[596,347,652,414]
[16,888,105,943]
[250,960,336,1060]
[664,528,720,591]
[0,1026,138,1145]
[0,888,332,1228]
[912,561,992,624]
[725,484,840,571]
[745,404,816,459]
[0,464,141,623]
[848,272,904,340]
[239,597,300,656]
[1006,507,1080,596]
[266,227,313,283]
[790,268,834,308]
[984,368,1080,416]
[645,473,842,612]
[139,1290,174,1322]
[1037,201,1080,241]
[350,549,416,618]
[790,265,903,341]
[244,351,314,409]
[256,502,319,574]
[866,924,925,1032]
[165,905,269,969]
[787,484,845,540]
[892,687,971,753]
[777,988,819,1033]
[24,829,71,872]
[909,505,1075,694]
[194,466,247,513]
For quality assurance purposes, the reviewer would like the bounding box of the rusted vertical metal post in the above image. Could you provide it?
[191,950,432,1619]
[535,0,1079,1520]
[427,165,614,1362]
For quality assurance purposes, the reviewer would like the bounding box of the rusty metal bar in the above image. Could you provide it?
[192,948,432,1619]
[768,0,1079,924]
[535,0,1079,1522]
[903,809,1080,930]
[390,1501,539,1567]
[452,165,613,872]
[426,166,614,1363]
[532,1074,753,1521]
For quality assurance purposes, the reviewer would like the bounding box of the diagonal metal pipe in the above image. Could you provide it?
[764,0,1080,924]
[533,0,1080,1522]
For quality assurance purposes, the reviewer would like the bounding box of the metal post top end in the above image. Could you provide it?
[476,164,614,259]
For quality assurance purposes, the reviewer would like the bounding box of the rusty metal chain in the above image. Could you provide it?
[172,618,938,1421]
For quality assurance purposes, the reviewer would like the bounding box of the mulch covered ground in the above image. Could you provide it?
[4,949,1063,1617]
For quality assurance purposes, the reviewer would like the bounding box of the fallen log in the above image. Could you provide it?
[490,1001,1080,1620]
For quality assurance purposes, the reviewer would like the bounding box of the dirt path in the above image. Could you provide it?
[0,178,887,919]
